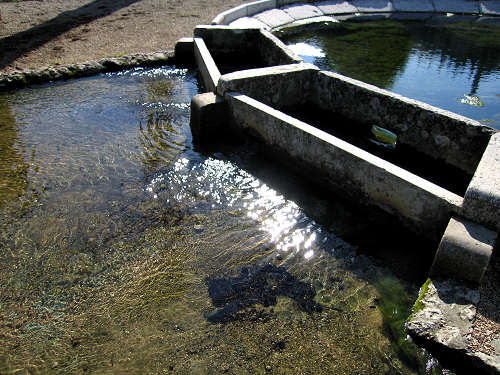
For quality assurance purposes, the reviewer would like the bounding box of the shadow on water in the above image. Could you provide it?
[205,264,321,323]
[197,138,438,284]
[0,67,452,374]
[0,0,142,69]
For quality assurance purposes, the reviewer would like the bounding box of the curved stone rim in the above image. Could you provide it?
[0,50,175,91]
[211,0,499,29]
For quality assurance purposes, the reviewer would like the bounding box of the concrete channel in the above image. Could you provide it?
[180,1,500,373]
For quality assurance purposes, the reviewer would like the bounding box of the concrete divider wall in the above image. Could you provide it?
[193,37,221,92]
[194,25,301,72]
[258,29,303,66]
[224,92,463,239]
[312,71,495,175]
[218,63,495,179]
[218,64,317,107]
[202,3,500,372]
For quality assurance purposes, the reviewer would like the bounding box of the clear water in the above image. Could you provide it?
[282,18,500,129]
[0,67,449,374]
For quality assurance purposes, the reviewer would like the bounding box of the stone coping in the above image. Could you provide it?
[0,51,175,91]
[211,0,499,29]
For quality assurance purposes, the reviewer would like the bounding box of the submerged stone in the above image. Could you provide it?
[205,264,321,323]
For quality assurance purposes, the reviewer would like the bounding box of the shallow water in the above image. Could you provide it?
[282,18,500,129]
[0,67,450,374]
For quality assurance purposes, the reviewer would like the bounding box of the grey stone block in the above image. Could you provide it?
[392,0,434,12]
[190,93,227,142]
[174,37,194,64]
[218,4,249,24]
[315,0,359,14]
[462,132,500,230]
[433,0,481,14]
[229,17,270,29]
[407,278,479,351]
[217,63,318,104]
[350,0,394,13]
[254,8,296,27]
[273,15,339,33]
[259,29,304,65]
[278,0,313,6]
[247,0,278,16]
[282,4,324,19]
[481,1,500,15]
[430,217,496,284]
[194,37,221,93]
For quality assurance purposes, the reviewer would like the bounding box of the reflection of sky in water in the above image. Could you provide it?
[288,42,326,60]
[286,24,500,129]
[144,156,348,262]
[391,48,500,127]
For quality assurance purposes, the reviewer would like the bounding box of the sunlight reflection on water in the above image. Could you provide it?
[144,156,338,262]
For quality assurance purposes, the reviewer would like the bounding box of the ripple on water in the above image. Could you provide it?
[0,66,450,374]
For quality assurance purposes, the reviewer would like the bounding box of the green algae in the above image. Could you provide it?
[413,277,432,314]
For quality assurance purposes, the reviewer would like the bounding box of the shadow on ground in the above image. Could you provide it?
[0,0,141,69]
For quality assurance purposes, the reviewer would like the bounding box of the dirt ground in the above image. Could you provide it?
[0,0,248,74]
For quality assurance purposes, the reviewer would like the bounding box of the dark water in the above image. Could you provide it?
[0,67,450,374]
[281,18,500,129]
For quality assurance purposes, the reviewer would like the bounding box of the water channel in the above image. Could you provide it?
[0,66,454,374]
[282,17,500,129]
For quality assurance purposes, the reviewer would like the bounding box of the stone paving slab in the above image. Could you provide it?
[392,0,435,13]
[350,0,394,12]
[481,1,500,15]
[247,0,277,16]
[278,0,312,6]
[433,0,481,14]
[315,0,359,14]
[282,3,325,19]
[229,16,271,29]
[283,15,339,25]
[254,8,296,27]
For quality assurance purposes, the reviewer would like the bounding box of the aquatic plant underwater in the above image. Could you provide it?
[0,64,455,374]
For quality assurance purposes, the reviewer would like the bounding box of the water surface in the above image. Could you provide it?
[282,18,500,129]
[0,67,449,374]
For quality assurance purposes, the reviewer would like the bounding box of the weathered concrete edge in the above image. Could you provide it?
[193,24,302,67]
[314,70,495,176]
[211,0,498,25]
[223,91,463,239]
[194,37,221,93]
[217,63,495,176]
[0,50,175,91]
[430,216,497,284]
[462,132,500,231]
